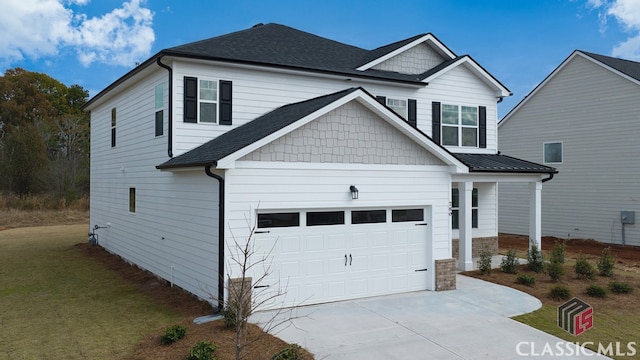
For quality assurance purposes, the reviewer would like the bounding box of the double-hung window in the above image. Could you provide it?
[386,98,408,119]
[111,108,116,147]
[451,188,478,229]
[442,104,478,147]
[199,79,218,123]
[183,77,232,125]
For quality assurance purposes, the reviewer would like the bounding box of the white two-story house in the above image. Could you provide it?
[85,23,555,310]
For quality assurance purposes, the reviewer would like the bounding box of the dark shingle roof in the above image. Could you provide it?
[163,23,435,83]
[453,153,557,174]
[157,88,360,169]
[581,51,640,82]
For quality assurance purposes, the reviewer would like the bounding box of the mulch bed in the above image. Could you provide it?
[76,243,313,360]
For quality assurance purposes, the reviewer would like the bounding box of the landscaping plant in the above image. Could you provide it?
[549,240,566,264]
[500,249,520,274]
[609,281,633,294]
[527,244,544,273]
[160,324,187,345]
[477,249,493,275]
[586,285,607,298]
[574,253,596,280]
[597,247,615,277]
[516,274,536,286]
[549,285,572,301]
[546,260,565,282]
[271,344,304,360]
[187,341,218,360]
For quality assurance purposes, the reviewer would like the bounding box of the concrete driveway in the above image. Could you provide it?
[251,275,609,359]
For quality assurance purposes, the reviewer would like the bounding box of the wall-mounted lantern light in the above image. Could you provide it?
[349,185,359,200]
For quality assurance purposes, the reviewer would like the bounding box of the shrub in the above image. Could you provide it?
[187,341,217,360]
[597,247,615,277]
[527,244,544,273]
[501,249,520,274]
[160,324,187,345]
[477,249,493,275]
[546,260,565,282]
[549,285,572,301]
[574,253,596,280]
[549,241,566,264]
[609,281,633,294]
[219,307,237,329]
[516,274,536,286]
[586,285,607,298]
[272,344,304,360]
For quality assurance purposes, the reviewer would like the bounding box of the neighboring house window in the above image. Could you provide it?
[111,108,116,147]
[451,188,478,229]
[441,104,478,147]
[129,188,136,213]
[183,77,232,125]
[544,142,563,164]
[155,83,164,136]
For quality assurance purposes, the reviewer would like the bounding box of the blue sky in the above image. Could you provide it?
[2,0,640,117]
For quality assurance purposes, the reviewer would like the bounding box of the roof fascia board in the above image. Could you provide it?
[500,51,583,127]
[357,34,456,71]
[452,173,545,183]
[423,56,511,97]
[217,89,468,172]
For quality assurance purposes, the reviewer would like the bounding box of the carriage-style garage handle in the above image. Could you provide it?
[345,254,348,266]
[349,254,352,266]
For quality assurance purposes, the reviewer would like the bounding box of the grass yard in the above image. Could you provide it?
[464,234,640,360]
[0,225,182,359]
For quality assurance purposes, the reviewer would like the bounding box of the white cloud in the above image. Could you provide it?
[588,0,640,60]
[0,0,154,68]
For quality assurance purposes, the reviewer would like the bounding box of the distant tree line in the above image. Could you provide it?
[0,68,90,201]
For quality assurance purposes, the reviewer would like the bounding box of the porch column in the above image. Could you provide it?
[458,181,474,271]
[529,181,542,250]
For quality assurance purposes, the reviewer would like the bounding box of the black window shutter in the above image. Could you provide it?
[375,96,386,105]
[219,80,232,125]
[431,101,441,143]
[184,77,197,123]
[479,106,487,148]
[408,99,417,127]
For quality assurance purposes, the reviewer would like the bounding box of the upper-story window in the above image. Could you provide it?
[111,107,116,147]
[442,104,478,147]
[155,83,164,136]
[386,98,407,119]
[184,77,233,125]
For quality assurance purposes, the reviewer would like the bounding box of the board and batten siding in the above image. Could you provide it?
[499,54,640,246]
[90,68,220,303]
[169,56,501,157]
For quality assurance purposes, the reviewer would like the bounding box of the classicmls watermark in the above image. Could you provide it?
[558,297,593,336]
[515,297,637,357]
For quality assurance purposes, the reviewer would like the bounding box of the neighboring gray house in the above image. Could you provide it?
[499,50,639,247]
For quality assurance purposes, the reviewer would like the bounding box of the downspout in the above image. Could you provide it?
[205,165,225,312]
[156,55,173,158]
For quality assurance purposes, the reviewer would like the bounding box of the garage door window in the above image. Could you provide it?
[392,209,424,222]
[307,211,345,226]
[258,212,300,228]
[352,210,387,224]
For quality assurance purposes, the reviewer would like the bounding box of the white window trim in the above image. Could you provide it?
[451,187,478,229]
[543,141,563,164]
[155,83,164,137]
[441,104,479,148]
[386,98,408,119]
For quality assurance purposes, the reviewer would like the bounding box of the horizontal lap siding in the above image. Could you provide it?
[90,69,220,302]
[499,55,640,245]
[452,182,498,239]
[225,165,453,290]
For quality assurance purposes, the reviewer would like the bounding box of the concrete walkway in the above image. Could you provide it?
[251,275,609,359]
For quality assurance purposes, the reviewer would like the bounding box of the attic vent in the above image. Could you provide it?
[252,23,264,28]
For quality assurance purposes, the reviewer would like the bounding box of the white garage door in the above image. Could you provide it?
[251,207,431,309]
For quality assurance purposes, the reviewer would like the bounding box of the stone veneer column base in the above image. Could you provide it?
[452,236,498,259]
[435,258,457,291]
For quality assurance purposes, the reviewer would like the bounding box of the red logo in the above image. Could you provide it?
[558,298,593,335]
